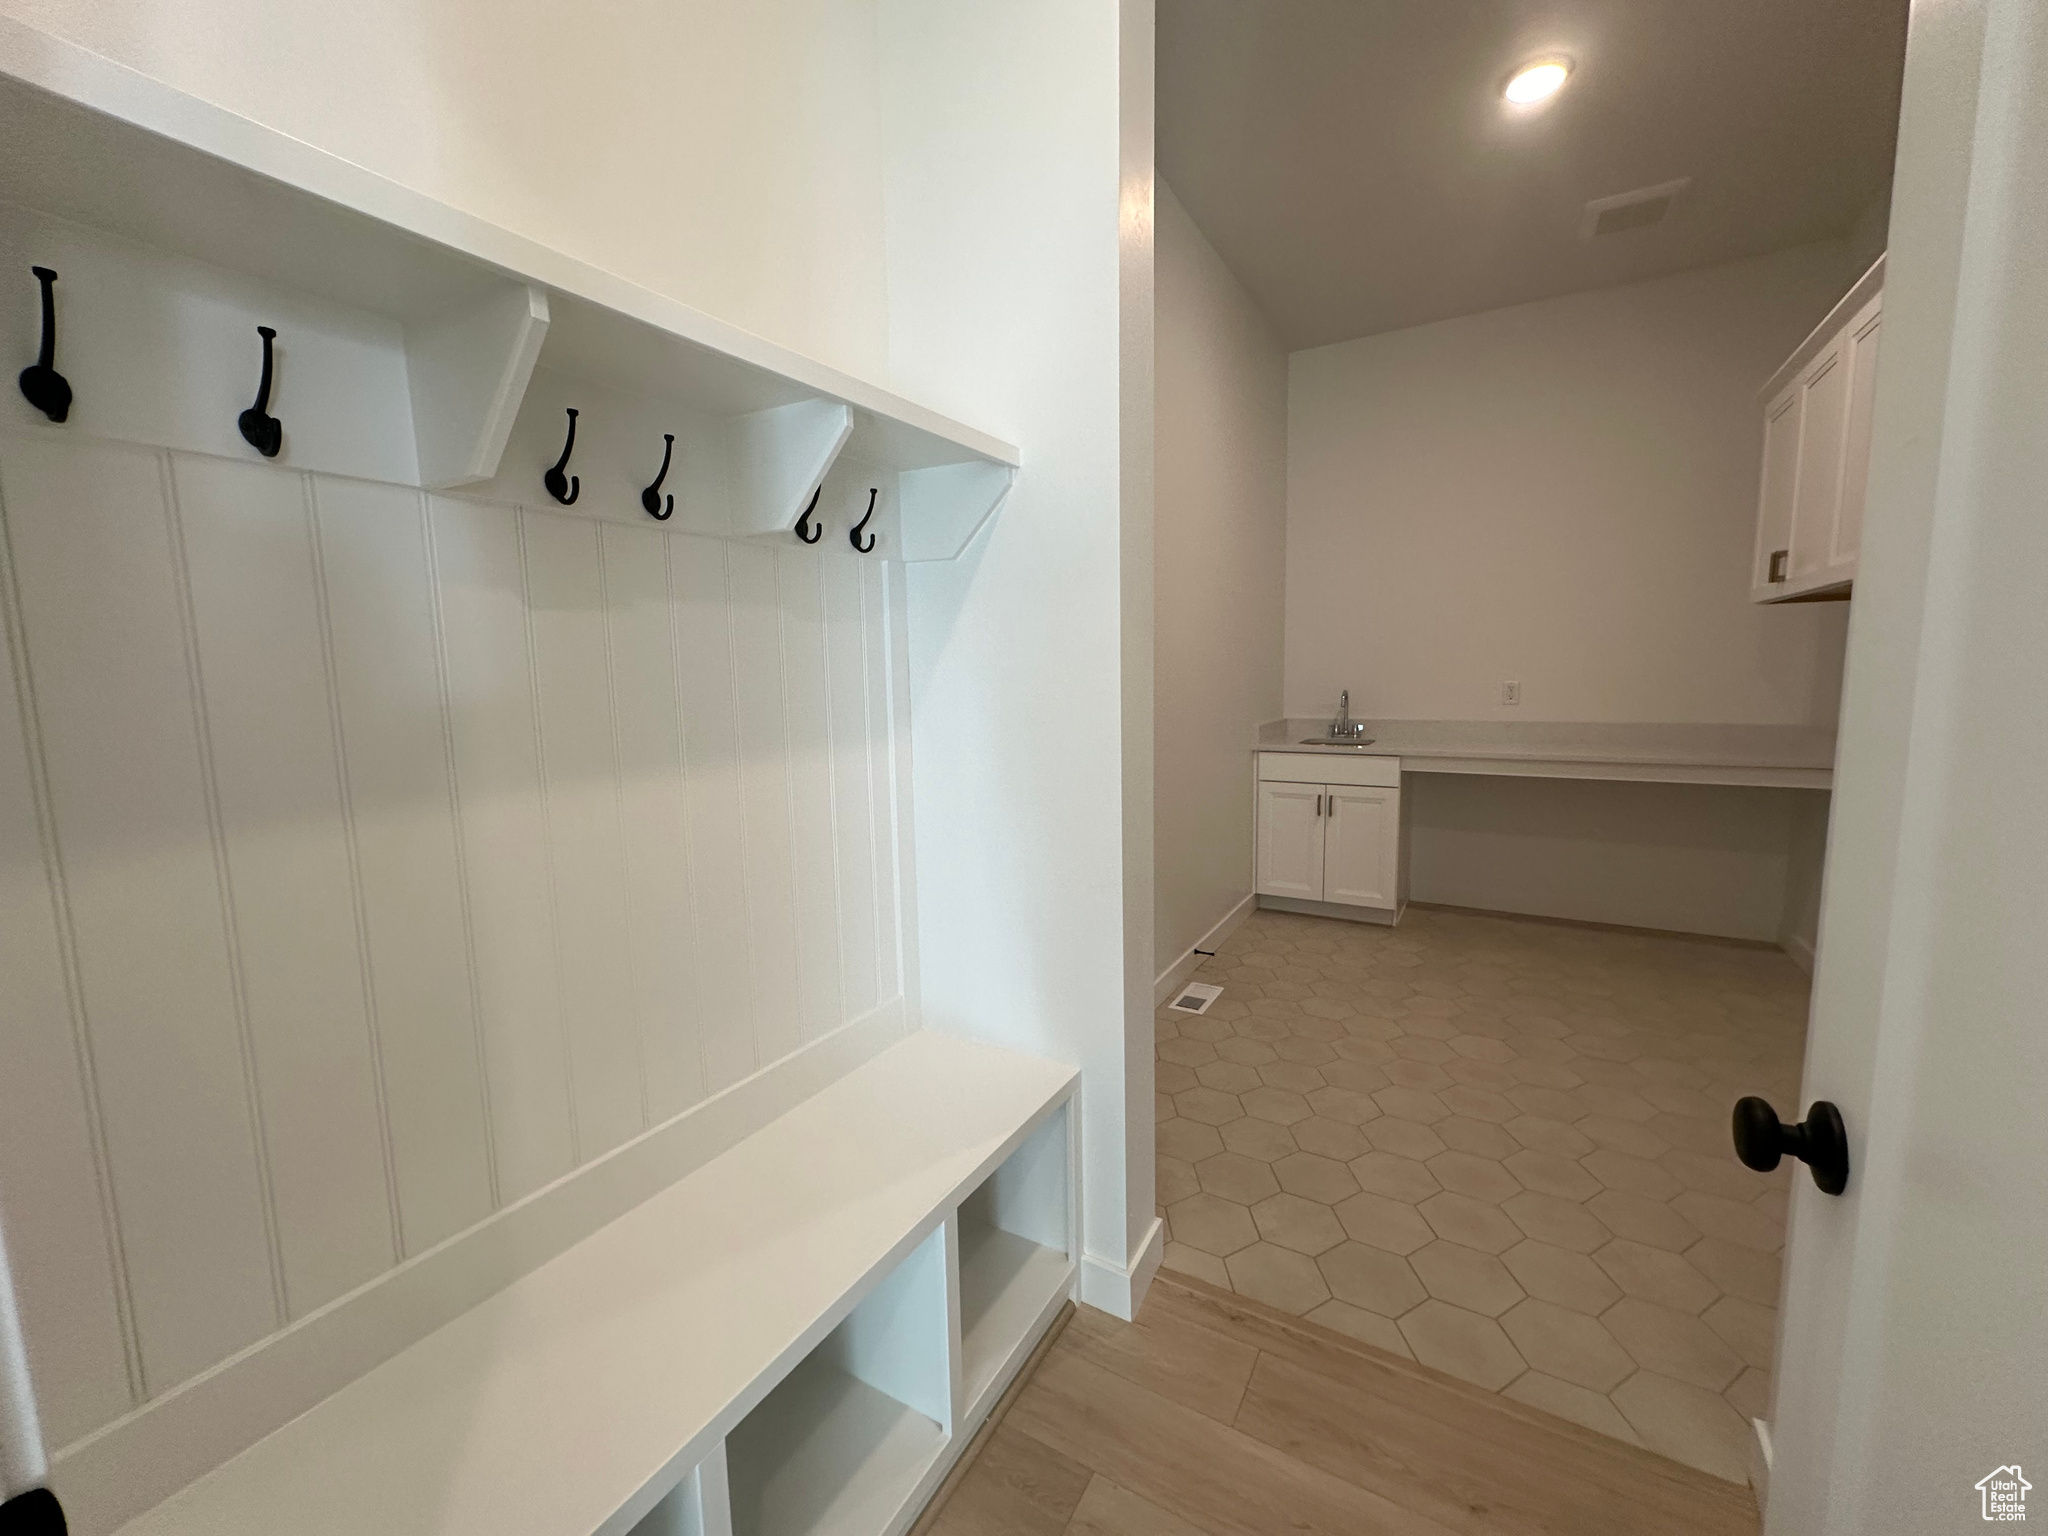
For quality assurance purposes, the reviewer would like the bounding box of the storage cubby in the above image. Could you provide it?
[724,1225,952,1536]
[955,1105,1073,1415]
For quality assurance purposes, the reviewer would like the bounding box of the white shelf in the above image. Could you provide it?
[103,1033,1076,1536]
[725,1359,945,1536]
[0,20,1017,557]
[957,1225,1071,1408]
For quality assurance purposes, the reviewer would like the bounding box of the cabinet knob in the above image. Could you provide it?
[1768,549,1789,583]
[1732,1096,1849,1195]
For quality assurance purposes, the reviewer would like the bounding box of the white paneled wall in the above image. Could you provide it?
[0,431,909,1450]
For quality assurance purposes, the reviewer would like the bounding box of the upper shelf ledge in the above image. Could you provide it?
[0,19,1018,553]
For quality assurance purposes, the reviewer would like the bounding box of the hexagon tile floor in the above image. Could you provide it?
[1155,905,1807,1485]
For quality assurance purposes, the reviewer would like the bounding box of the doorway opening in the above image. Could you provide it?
[1148,0,1911,1498]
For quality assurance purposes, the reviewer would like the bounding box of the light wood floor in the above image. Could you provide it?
[916,1271,1759,1536]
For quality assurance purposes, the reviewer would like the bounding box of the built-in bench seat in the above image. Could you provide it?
[114,1033,1077,1536]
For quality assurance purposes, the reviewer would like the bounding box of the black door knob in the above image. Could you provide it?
[0,1486,68,1535]
[1733,1097,1849,1195]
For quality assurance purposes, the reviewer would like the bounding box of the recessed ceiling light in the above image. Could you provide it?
[1504,56,1573,106]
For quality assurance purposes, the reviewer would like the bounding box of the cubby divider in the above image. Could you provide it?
[954,1104,1074,1420]
[627,1448,733,1536]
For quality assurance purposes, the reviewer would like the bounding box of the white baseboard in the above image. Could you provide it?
[1154,893,1255,1006]
[1257,893,1402,927]
[1077,1217,1164,1321]
[1782,933,1816,975]
[1750,1417,1773,1509]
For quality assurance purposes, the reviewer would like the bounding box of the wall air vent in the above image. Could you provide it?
[1580,177,1691,239]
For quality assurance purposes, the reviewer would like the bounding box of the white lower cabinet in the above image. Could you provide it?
[1255,780,1325,900]
[1322,784,1400,909]
[1255,755,1404,918]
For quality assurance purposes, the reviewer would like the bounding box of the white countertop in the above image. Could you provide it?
[1257,718,1836,789]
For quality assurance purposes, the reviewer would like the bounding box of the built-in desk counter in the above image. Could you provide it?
[1256,719,1836,790]
[1247,719,1837,943]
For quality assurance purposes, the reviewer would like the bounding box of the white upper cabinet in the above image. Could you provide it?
[1788,337,1851,582]
[1834,294,1884,573]
[1322,785,1401,909]
[1755,386,1804,588]
[1751,257,1884,603]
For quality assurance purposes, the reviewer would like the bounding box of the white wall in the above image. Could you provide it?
[0,437,911,1461]
[1153,181,1285,983]
[1846,189,1893,279]
[1116,0,1158,1304]
[0,0,894,379]
[1277,243,1864,940]
[1406,775,1802,942]
[878,0,1157,1311]
[1285,241,1857,726]
[1779,789,1832,967]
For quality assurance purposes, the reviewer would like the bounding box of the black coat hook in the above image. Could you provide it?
[544,408,580,505]
[18,266,71,423]
[793,485,823,544]
[641,433,675,520]
[238,325,283,457]
[849,487,879,553]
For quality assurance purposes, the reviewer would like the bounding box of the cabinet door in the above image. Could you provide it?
[1755,383,1803,590]
[1789,334,1852,582]
[1833,294,1883,572]
[1256,781,1325,900]
[1323,785,1399,910]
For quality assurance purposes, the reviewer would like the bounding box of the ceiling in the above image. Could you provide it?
[1157,0,1908,349]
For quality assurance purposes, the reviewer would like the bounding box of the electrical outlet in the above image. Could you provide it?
[1501,680,1521,706]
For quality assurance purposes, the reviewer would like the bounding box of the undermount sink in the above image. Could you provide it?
[1299,737,1376,747]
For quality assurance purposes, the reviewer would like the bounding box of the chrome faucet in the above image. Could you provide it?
[1328,690,1366,740]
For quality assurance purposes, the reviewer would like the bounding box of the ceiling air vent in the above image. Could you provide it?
[1580,177,1691,239]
